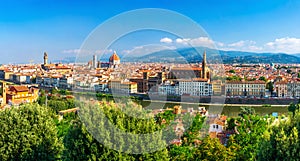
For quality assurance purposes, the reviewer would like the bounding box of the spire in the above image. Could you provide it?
[202,50,207,79]
[202,50,206,65]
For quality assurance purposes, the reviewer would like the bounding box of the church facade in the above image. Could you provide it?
[169,51,210,80]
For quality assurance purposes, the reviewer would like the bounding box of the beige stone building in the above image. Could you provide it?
[287,82,300,97]
[225,81,266,97]
[275,81,287,97]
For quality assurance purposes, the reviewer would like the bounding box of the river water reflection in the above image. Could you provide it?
[75,94,289,118]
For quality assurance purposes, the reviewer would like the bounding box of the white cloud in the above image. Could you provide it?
[160,37,173,43]
[122,45,176,57]
[224,40,262,52]
[66,37,300,58]
[95,49,113,54]
[62,49,113,55]
[160,37,262,52]
[62,49,81,54]
[190,37,215,47]
[264,37,300,53]
[175,37,215,48]
[228,40,247,47]
[221,38,300,53]
[162,36,300,53]
[215,42,225,47]
[175,38,190,45]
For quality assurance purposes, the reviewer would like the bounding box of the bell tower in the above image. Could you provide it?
[44,52,48,65]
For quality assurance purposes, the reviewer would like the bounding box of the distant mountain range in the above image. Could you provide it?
[122,47,300,64]
[61,47,300,64]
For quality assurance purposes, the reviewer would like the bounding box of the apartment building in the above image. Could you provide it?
[177,79,212,96]
[225,81,266,97]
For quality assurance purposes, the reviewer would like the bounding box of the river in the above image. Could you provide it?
[75,93,289,117]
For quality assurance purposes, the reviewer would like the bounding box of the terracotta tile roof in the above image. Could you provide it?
[170,139,182,146]
[109,51,120,61]
[171,67,202,71]
[54,66,71,69]
[122,82,137,85]
[215,120,225,126]
[209,132,217,138]
[276,81,288,84]
[176,78,208,82]
[10,86,29,92]
[44,64,56,67]
[220,115,227,121]
[139,70,152,73]
[226,80,265,84]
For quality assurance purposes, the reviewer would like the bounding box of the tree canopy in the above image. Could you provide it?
[259,76,267,82]
[258,110,300,161]
[226,75,242,81]
[64,101,169,160]
[3,97,300,160]
[0,103,63,160]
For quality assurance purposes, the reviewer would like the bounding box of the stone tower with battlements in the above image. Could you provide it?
[44,52,48,65]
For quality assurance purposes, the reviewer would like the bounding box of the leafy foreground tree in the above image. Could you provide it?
[47,98,75,113]
[169,145,195,161]
[63,120,136,160]
[0,104,63,161]
[227,108,269,161]
[37,93,75,114]
[55,112,78,138]
[288,102,300,117]
[258,110,300,161]
[194,137,238,161]
[64,101,169,160]
[238,106,256,117]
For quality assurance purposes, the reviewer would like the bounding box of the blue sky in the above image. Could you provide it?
[1,0,300,64]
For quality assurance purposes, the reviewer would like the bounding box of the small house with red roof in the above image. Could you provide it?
[6,85,39,105]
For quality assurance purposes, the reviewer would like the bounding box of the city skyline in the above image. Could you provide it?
[2,1,300,160]
[1,0,300,64]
